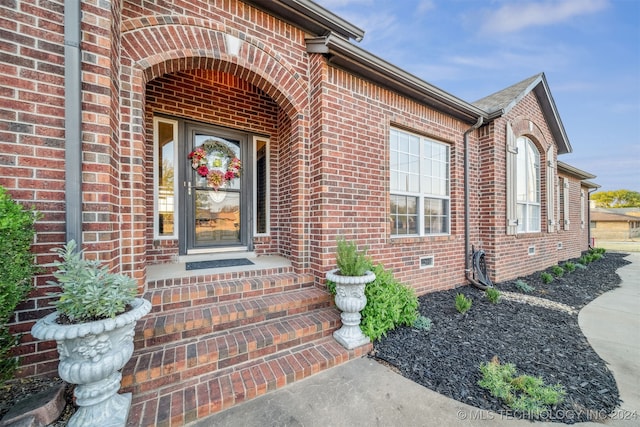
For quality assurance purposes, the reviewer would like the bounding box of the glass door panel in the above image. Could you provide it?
[188,129,244,249]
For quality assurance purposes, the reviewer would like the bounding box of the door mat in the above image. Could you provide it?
[185,258,255,270]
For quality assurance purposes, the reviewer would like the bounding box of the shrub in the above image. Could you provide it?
[486,288,501,304]
[590,253,603,262]
[514,279,535,293]
[455,293,472,314]
[47,240,138,323]
[0,187,39,383]
[577,255,590,265]
[413,315,432,332]
[335,237,371,277]
[574,262,587,270]
[541,272,553,284]
[478,356,565,417]
[563,261,576,273]
[590,247,606,255]
[551,265,564,278]
[328,263,419,341]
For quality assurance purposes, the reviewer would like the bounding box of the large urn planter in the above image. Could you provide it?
[31,297,151,427]
[326,268,376,349]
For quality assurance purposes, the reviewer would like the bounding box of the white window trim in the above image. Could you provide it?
[515,136,541,233]
[253,135,270,236]
[153,117,179,240]
[390,128,451,237]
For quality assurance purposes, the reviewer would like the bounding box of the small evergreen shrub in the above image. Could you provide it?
[412,315,432,332]
[541,272,553,284]
[551,265,564,278]
[478,356,565,417]
[335,237,371,277]
[455,293,472,314]
[590,247,606,255]
[563,261,576,273]
[328,263,419,341]
[486,288,501,304]
[48,240,138,323]
[514,279,535,293]
[577,255,590,265]
[574,262,587,270]
[0,187,39,383]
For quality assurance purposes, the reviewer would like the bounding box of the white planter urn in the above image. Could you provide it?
[31,298,151,427]
[326,269,376,349]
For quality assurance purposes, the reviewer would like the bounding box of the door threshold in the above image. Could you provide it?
[179,250,255,263]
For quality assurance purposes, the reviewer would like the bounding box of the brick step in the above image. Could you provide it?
[144,272,316,313]
[126,336,372,427]
[123,306,340,395]
[135,286,332,348]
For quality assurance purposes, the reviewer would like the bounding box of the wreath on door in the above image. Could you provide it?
[188,139,242,191]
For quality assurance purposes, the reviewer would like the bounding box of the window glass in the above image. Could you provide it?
[515,136,541,233]
[155,119,177,238]
[390,128,450,236]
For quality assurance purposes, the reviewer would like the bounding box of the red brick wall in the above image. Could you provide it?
[308,60,475,294]
[144,70,281,262]
[2,0,594,378]
[478,92,587,283]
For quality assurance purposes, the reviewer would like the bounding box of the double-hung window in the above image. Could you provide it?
[516,136,541,233]
[390,128,450,236]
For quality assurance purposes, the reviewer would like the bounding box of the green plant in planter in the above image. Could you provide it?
[48,240,138,323]
[327,263,419,341]
[0,187,40,383]
[335,237,371,276]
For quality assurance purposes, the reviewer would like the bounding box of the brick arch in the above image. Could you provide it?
[120,20,307,119]
[510,117,550,152]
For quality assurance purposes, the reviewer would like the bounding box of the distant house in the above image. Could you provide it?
[591,209,640,241]
[0,0,598,424]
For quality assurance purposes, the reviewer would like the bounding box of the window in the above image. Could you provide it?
[254,137,270,235]
[154,117,179,238]
[390,128,450,236]
[515,136,541,233]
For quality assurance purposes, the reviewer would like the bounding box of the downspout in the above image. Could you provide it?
[588,187,598,248]
[64,1,82,245]
[463,116,484,286]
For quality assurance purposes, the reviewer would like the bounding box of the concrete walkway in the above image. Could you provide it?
[189,253,640,427]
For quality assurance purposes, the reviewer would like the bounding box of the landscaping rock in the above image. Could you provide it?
[0,382,66,427]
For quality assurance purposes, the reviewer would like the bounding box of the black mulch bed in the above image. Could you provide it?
[371,252,632,424]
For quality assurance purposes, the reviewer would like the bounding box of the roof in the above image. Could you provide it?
[245,0,364,41]
[244,1,575,138]
[558,161,596,180]
[473,73,572,154]
[591,211,640,223]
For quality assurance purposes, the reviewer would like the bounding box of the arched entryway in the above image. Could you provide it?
[119,19,311,277]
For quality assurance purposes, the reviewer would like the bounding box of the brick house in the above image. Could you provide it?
[1,0,597,424]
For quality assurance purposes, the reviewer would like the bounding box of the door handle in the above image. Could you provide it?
[185,181,192,196]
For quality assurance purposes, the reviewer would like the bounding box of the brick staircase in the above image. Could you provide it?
[122,265,371,427]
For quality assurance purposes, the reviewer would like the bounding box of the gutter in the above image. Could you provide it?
[306,34,487,124]
[64,0,82,245]
[463,116,484,287]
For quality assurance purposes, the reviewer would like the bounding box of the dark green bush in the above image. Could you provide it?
[0,187,39,383]
[360,264,418,340]
[327,263,419,341]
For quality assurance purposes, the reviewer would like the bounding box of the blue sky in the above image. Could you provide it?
[315,0,640,193]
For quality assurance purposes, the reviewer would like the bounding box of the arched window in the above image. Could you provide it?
[516,136,540,232]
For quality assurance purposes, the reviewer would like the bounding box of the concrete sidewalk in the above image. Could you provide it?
[189,253,640,427]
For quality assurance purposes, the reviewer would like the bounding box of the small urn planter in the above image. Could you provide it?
[31,297,151,427]
[326,268,376,349]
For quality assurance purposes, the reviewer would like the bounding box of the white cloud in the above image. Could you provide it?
[479,0,609,34]
[417,0,436,14]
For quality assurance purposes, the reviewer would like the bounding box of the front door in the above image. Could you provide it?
[185,124,248,252]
